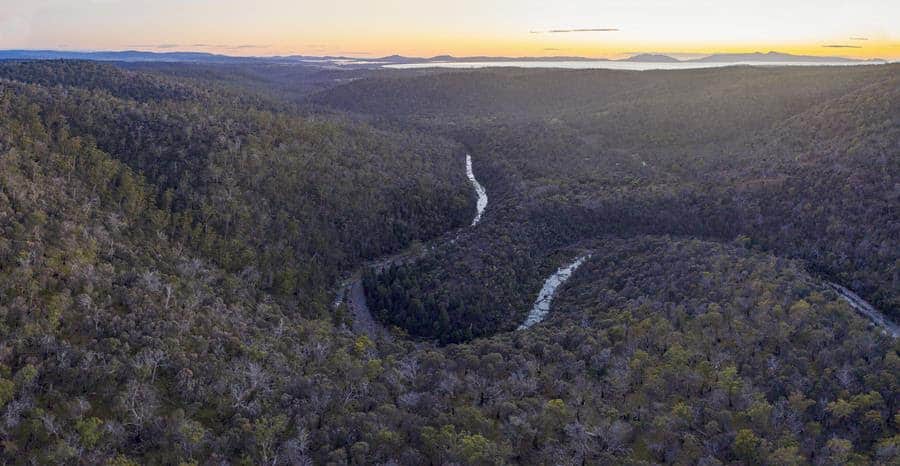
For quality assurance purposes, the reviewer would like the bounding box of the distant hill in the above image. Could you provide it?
[689,51,880,63]
[621,53,680,63]
[378,54,426,63]
[0,49,378,65]
[0,49,261,63]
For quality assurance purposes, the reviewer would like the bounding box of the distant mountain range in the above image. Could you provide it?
[0,50,261,63]
[0,49,888,66]
[686,51,884,63]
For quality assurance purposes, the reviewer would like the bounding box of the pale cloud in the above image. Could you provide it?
[531,28,619,34]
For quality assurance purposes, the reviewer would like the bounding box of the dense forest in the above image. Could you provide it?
[0,60,897,464]
[0,60,472,315]
[325,65,900,337]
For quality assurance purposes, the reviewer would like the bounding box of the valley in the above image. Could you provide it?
[0,60,897,465]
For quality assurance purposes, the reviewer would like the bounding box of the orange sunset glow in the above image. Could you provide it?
[2,0,898,60]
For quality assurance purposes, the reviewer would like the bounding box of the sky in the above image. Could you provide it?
[1,0,898,59]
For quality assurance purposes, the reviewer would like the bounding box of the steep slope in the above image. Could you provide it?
[0,62,472,313]
[0,103,336,463]
[718,74,900,316]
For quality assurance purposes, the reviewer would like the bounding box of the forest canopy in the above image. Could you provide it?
[0,60,897,465]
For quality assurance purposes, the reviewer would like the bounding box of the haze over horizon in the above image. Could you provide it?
[1,0,898,60]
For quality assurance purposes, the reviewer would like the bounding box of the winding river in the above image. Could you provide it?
[338,152,898,340]
[336,154,489,338]
[466,154,488,226]
[513,259,899,336]
[518,255,591,330]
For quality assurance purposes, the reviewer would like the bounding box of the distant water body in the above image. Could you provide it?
[385,61,884,71]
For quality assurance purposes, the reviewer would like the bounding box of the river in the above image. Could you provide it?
[335,154,489,338]
[828,282,898,338]
[466,154,487,226]
[338,152,898,340]
[518,255,591,330]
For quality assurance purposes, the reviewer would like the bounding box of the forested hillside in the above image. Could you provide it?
[324,64,900,333]
[0,61,471,314]
[118,61,387,103]
[0,60,897,464]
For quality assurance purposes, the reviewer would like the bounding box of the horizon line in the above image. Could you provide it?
[0,48,892,62]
